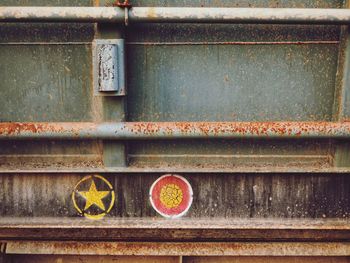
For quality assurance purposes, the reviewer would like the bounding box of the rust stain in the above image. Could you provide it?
[0,123,47,135]
[124,121,350,137]
[113,0,132,8]
[0,122,95,136]
[1,122,350,138]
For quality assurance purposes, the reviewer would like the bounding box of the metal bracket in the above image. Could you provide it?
[93,39,126,96]
[113,0,131,26]
[0,243,7,263]
[113,0,132,8]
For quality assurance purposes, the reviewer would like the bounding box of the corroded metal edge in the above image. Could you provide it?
[1,217,349,229]
[0,218,349,241]
[4,241,350,256]
[1,122,350,139]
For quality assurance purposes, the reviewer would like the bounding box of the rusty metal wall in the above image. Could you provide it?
[0,0,350,260]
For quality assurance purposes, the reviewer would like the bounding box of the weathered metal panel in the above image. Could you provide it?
[0,45,92,122]
[0,173,349,219]
[127,44,338,122]
[5,241,350,256]
[124,0,344,170]
[0,0,349,260]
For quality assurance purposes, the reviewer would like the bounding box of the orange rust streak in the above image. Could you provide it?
[123,121,350,136]
[0,122,96,135]
[1,122,350,137]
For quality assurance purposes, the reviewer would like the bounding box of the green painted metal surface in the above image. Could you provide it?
[125,0,344,170]
[128,44,338,121]
[0,45,92,122]
[0,0,350,227]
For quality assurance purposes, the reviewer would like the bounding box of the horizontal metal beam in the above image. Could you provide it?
[1,122,350,140]
[0,218,349,242]
[6,241,350,256]
[2,7,350,24]
[3,167,350,174]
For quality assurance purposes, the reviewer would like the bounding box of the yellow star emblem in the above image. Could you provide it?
[72,175,115,220]
[78,180,110,211]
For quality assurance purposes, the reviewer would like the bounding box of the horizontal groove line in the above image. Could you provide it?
[6,241,350,256]
[0,167,345,174]
[0,42,91,45]
[0,154,100,158]
[126,41,340,45]
[129,154,329,158]
[0,41,340,45]
[1,217,348,229]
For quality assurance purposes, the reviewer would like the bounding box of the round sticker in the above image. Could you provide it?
[150,174,193,218]
[72,175,115,220]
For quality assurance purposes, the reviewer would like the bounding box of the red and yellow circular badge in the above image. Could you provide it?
[150,174,193,218]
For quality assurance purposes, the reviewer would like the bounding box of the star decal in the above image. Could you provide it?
[78,180,110,211]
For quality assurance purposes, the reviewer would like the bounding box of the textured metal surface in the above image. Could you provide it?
[0,7,124,23]
[0,45,92,122]
[128,44,337,122]
[181,258,350,263]
[130,0,342,8]
[3,7,350,24]
[128,7,350,24]
[0,0,349,258]
[6,256,350,263]
[0,217,349,241]
[1,122,350,139]
[5,241,350,256]
[93,39,126,95]
[7,255,178,263]
[0,174,349,219]
[96,41,120,92]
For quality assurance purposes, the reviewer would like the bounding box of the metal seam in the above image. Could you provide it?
[0,41,339,45]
